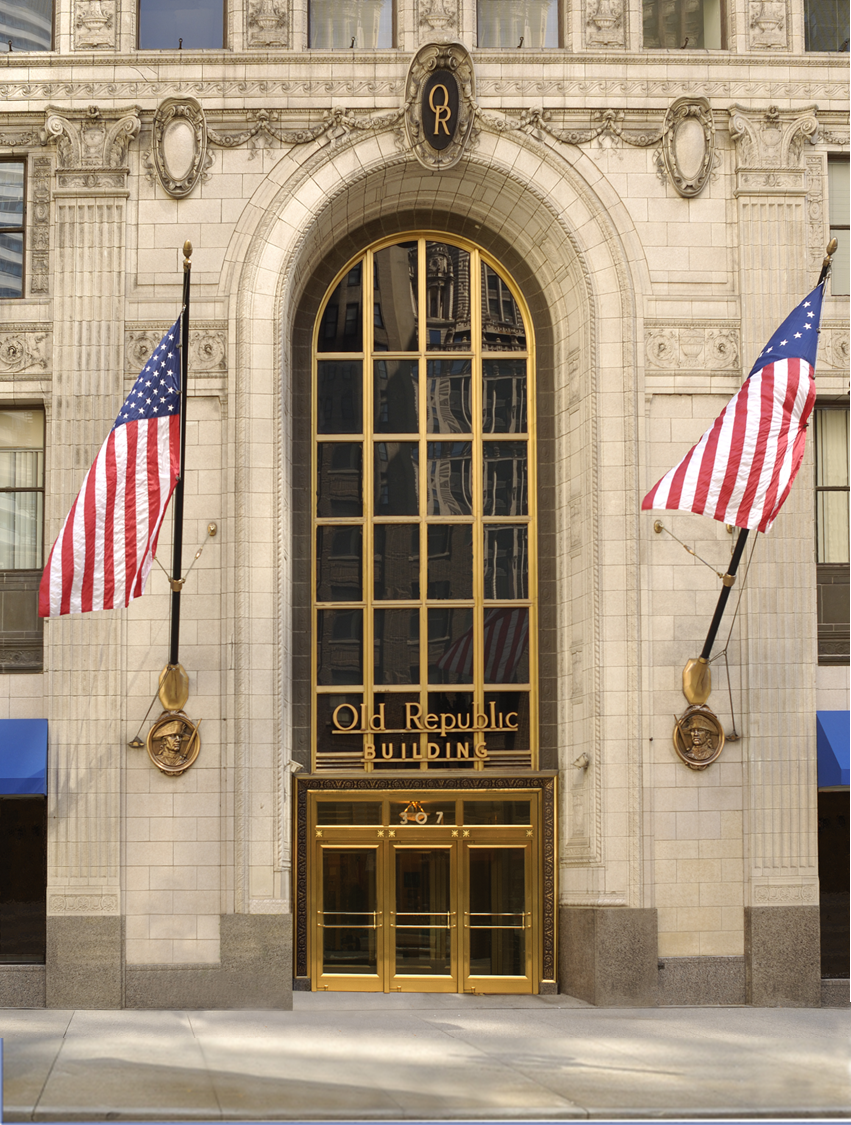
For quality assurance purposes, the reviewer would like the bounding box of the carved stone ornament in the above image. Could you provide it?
[0,329,50,374]
[645,326,740,370]
[586,0,625,48]
[74,0,116,49]
[729,104,819,170]
[248,0,288,47]
[418,0,458,39]
[748,0,787,49]
[146,710,201,776]
[405,42,476,170]
[673,704,725,771]
[127,325,226,373]
[151,98,208,198]
[660,97,714,198]
[40,105,141,189]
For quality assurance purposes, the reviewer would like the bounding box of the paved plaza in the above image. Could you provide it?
[2,993,849,1121]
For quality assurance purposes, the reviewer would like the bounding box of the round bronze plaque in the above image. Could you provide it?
[673,704,725,771]
[146,711,201,776]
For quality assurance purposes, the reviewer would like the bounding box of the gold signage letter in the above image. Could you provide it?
[405,703,424,730]
[333,703,360,731]
[428,84,452,136]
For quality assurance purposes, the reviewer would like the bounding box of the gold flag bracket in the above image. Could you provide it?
[653,520,730,583]
[152,521,218,590]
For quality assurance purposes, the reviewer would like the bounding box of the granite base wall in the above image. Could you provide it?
[0,965,46,1008]
[821,979,850,1007]
[46,915,122,1009]
[559,906,658,1006]
[657,956,746,1005]
[124,915,293,1010]
[745,905,821,1007]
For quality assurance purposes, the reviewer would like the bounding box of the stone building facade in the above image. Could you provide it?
[0,0,848,1009]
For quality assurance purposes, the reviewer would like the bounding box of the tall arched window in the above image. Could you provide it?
[312,236,537,772]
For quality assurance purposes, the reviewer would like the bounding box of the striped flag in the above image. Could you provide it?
[642,284,825,534]
[436,607,529,683]
[39,318,182,617]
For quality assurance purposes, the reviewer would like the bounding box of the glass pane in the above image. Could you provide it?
[643,0,717,47]
[391,799,456,826]
[428,610,473,683]
[427,442,472,515]
[374,442,418,516]
[373,244,418,350]
[317,266,363,352]
[482,691,531,751]
[483,442,528,516]
[0,411,44,460]
[316,802,382,825]
[139,0,224,47]
[395,849,451,975]
[316,694,363,760]
[317,609,363,685]
[373,525,419,600]
[830,229,850,297]
[0,492,43,570]
[463,801,531,826]
[817,493,850,564]
[317,442,362,518]
[484,525,528,599]
[322,850,377,975]
[310,0,393,46]
[317,361,362,434]
[427,524,473,599]
[805,0,850,50]
[483,360,527,433]
[0,165,24,228]
[374,608,420,684]
[374,360,418,433]
[816,410,849,487]
[1,0,51,51]
[425,243,472,351]
[483,607,529,683]
[481,264,526,351]
[467,848,526,977]
[828,161,849,230]
[478,0,558,47]
[316,526,362,602]
[0,798,46,963]
[426,360,472,433]
[0,233,23,299]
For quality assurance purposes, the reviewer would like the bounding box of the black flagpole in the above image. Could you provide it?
[697,237,837,667]
[168,241,192,667]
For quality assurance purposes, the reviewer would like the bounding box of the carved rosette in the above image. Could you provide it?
[819,327,851,369]
[0,329,50,375]
[660,97,714,198]
[74,0,116,49]
[645,326,740,370]
[248,0,289,47]
[41,105,141,189]
[405,42,475,171]
[586,0,625,48]
[127,325,226,374]
[748,0,788,49]
[151,98,209,198]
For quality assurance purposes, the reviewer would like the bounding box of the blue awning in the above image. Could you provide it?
[817,710,850,788]
[0,719,48,794]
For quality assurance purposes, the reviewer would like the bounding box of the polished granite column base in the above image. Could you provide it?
[559,906,658,1006]
[0,964,46,1008]
[46,915,122,1009]
[658,956,746,1005]
[745,905,821,1007]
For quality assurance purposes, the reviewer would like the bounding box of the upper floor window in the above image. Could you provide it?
[0,0,52,51]
[0,409,44,674]
[478,0,558,47]
[828,158,849,297]
[309,0,393,47]
[138,0,225,49]
[642,0,724,48]
[0,161,24,301]
[805,0,850,50]
[815,405,850,665]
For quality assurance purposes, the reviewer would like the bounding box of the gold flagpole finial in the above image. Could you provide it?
[823,237,838,268]
[183,240,193,271]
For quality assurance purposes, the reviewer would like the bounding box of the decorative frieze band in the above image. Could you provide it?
[48,893,120,914]
[645,326,741,371]
[819,327,851,370]
[126,323,227,375]
[752,882,818,905]
[0,327,51,376]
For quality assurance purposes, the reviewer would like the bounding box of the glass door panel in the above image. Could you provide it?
[463,845,533,992]
[390,846,457,991]
[317,846,383,991]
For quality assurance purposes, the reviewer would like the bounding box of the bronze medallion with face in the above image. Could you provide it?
[146,711,201,776]
[673,704,725,771]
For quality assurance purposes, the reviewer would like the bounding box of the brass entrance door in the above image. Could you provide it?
[309,791,542,993]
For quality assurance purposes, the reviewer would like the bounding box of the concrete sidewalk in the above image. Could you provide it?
[2,993,849,1121]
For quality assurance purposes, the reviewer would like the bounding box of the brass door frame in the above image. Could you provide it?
[297,775,557,993]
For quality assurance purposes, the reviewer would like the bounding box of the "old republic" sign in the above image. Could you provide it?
[332,701,519,763]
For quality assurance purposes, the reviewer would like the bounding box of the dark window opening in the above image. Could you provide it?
[818,790,850,978]
[0,409,44,673]
[815,406,849,665]
[0,796,46,963]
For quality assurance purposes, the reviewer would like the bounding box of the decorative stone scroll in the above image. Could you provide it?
[0,328,50,375]
[645,326,740,370]
[151,98,209,198]
[660,97,715,198]
[74,0,116,49]
[729,104,819,170]
[586,0,625,48]
[404,42,476,170]
[126,324,227,374]
[40,104,141,189]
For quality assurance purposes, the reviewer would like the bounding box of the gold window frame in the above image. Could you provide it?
[311,234,538,773]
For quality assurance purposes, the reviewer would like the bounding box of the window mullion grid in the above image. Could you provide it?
[364,250,376,759]
[471,248,485,730]
[418,238,429,766]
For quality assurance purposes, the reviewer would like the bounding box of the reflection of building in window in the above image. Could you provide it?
[805,0,850,50]
[0,0,52,51]
[642,0,724,48]
[482,267,526,352]
[828,158,850,296]
[815,405,849,665]
[478,0,558,47]
[309,0,392,47]
[138,0,225,48]
[0,161,25,300]
[426,244,471,351]
[0,409,44,673]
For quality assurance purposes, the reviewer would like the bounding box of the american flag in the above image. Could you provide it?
[39,319,182,617]
[642,284,825,534]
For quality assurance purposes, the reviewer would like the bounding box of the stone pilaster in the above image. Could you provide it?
[40,105,140,1009]
[731,104,822,1007]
